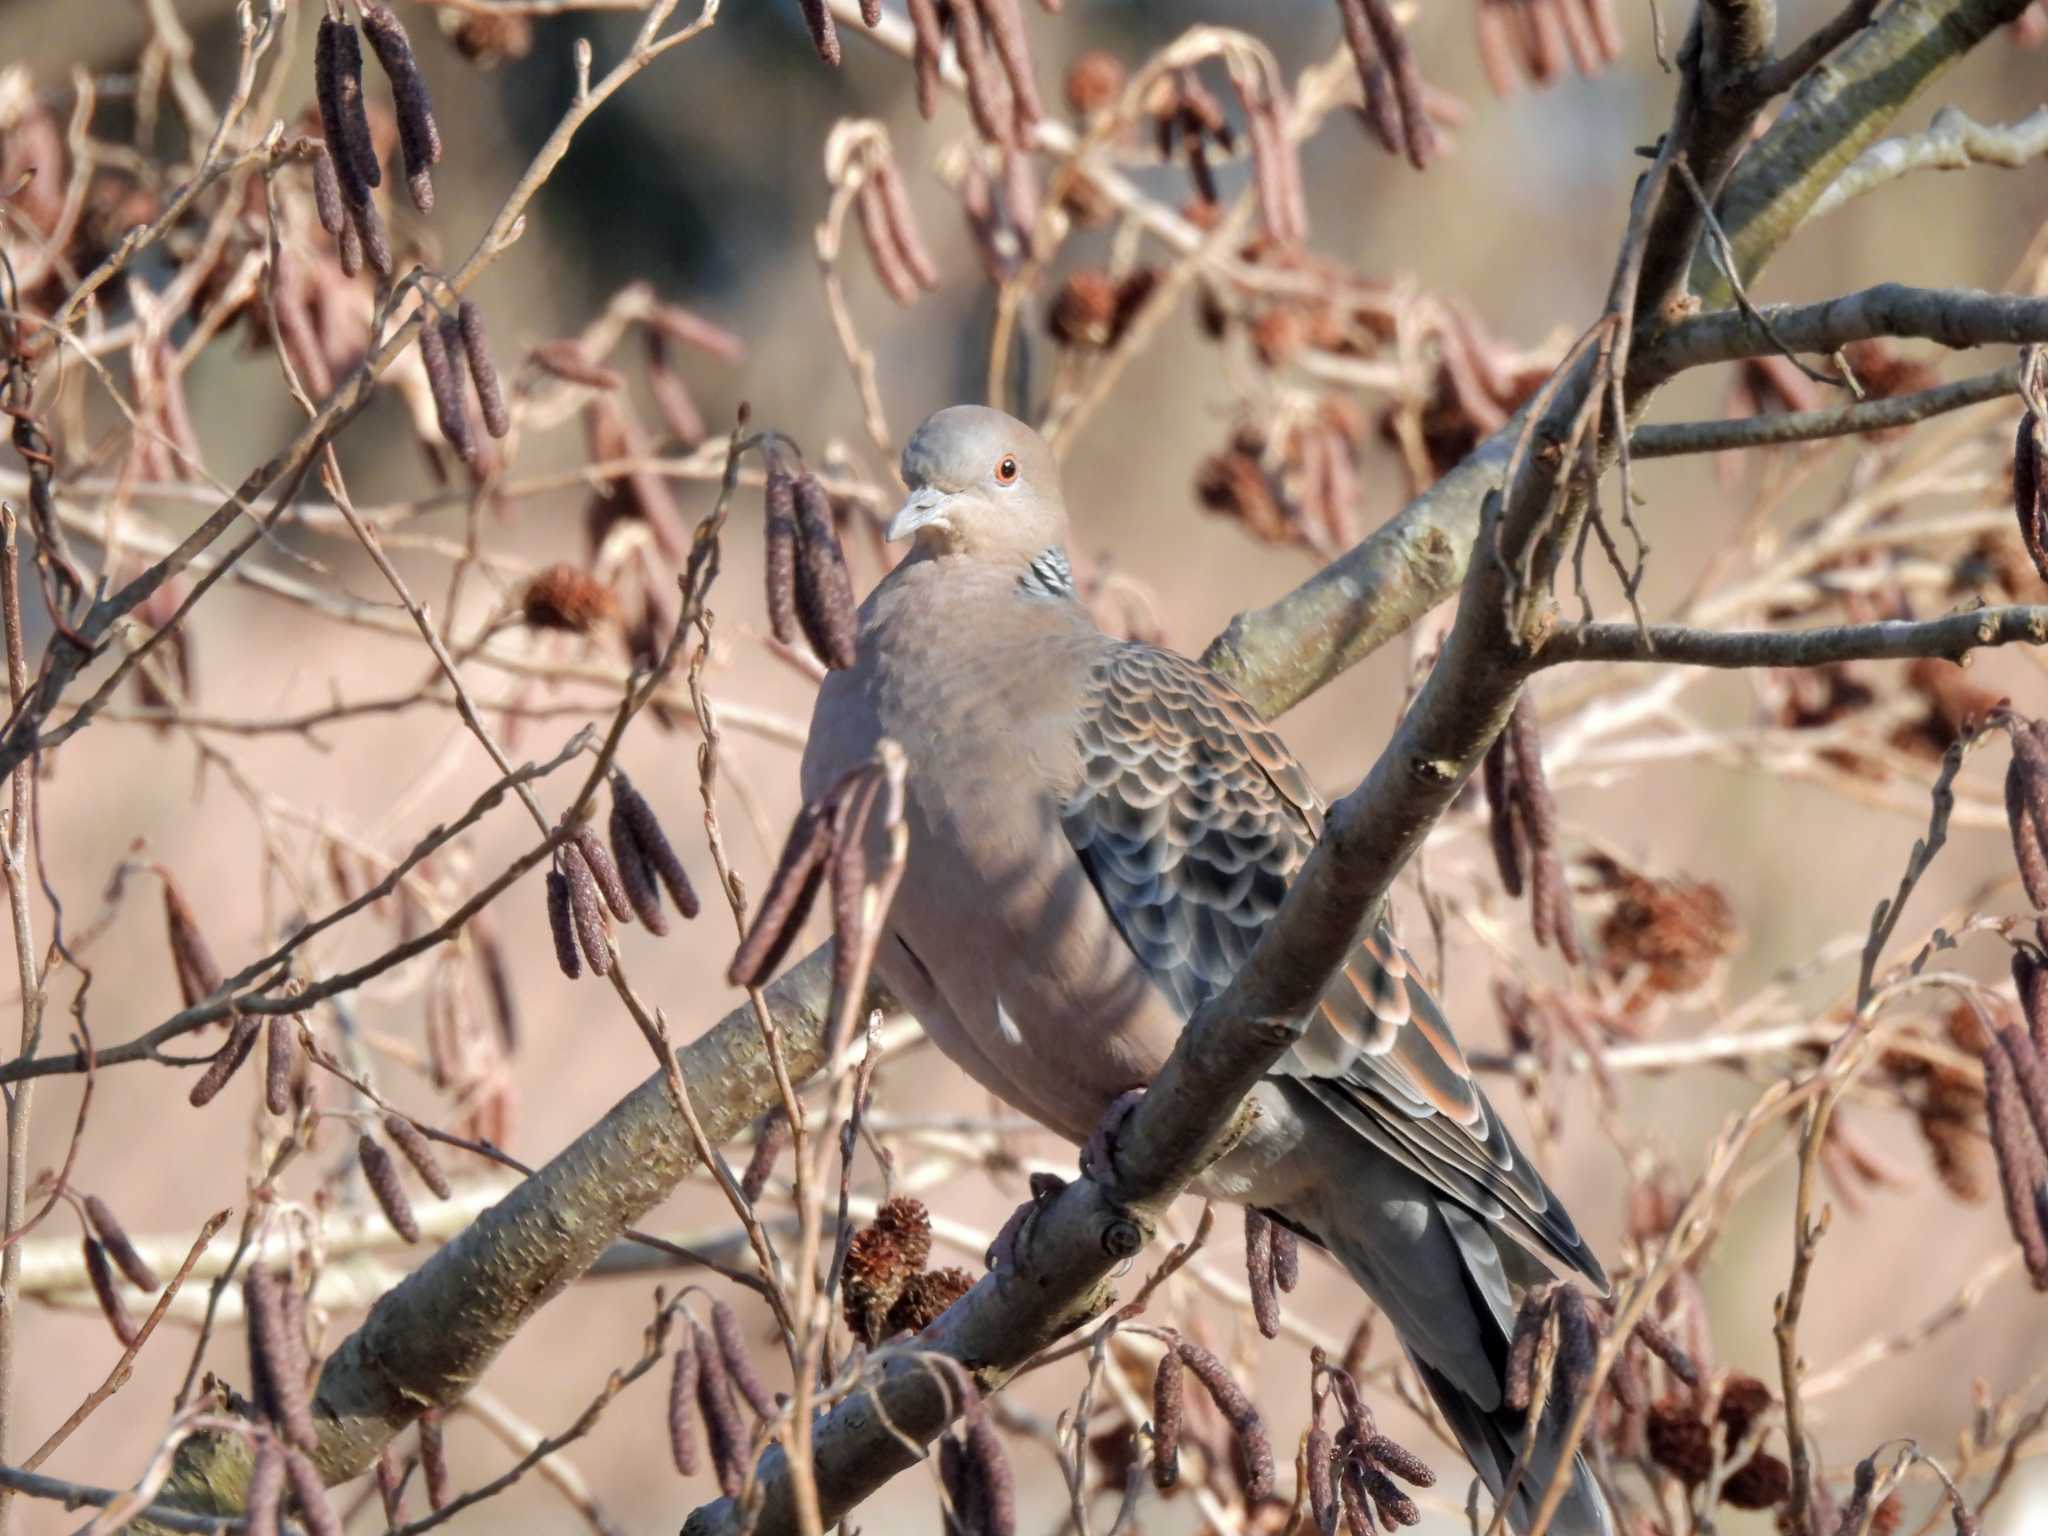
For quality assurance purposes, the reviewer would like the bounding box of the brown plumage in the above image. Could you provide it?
[801,406,1610,1536]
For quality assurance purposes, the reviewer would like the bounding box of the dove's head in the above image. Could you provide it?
[888,406,1067,561]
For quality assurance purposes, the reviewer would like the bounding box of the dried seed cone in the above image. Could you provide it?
[906,0,946,116]
[360,1133,422,1242]
[85,1195,159,1291]
[1722,1451,1792,1510]
[791,473,859,670]
[384,1115,453,1199]
[546,870,581,979]
[189,1013,262,1107]
[885,1266,974,1333]
[646,332,708,447]
[1355,1457,1422,1527]
[459,303,510,439]
[522,564,617,633]
[83,1237,138,1346]
[841,1225,912,1343]
[1645,1397,1713,1486]
[873,1195,934,1270]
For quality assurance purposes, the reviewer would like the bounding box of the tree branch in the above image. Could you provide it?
[1808,104,2048,219]
[1703,0,2039,296]
[1629,360,2020,456]
[130,3,2048,1530]
[1536,606,2048,670]
[677,553,1526,1536]
[151,948,848,1518]
[1205,0,2031,719]
[1638,284,2048,380]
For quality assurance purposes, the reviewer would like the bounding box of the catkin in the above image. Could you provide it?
[669,1324,701,1475]
[360,1133,421,1243]
[360,4,441,211]
[188,1013,262,1106]
[458,303,510,439]
[546,870,581,979]
[384,1115,453,1199]
[265,1015,297,1118]
[83,1237,138,1346]
[85,1195,160,1291]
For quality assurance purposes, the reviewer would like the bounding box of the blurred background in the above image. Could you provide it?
[2,0,2046,1531]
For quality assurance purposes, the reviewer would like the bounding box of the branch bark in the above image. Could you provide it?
[1204,0,2035,718]
[1807,104,2048,220]
[151,949,847,1520]
[1536,606,2048,669]
[1629,361,2020,456]
[1638,284,2048,380]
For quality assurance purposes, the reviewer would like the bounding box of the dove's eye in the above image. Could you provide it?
[994,455,1019,485]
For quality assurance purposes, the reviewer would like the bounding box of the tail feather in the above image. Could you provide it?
[1286,1135,1614,1536]
[1408,1351,1614,1536]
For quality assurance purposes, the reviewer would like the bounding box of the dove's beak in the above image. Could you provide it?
[886,486,953,543]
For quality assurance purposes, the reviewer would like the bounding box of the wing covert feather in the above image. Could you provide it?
[1060,645,1604,1288]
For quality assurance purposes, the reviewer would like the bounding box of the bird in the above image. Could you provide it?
[801,404,1613,1536]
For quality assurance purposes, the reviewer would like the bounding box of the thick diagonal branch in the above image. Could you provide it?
[1204,0,2035,719]
[151,951,845,1519]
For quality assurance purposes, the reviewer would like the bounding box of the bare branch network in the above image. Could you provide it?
[1,1,2047,1536]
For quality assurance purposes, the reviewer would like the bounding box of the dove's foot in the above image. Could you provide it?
[1081,1087,1147,1187]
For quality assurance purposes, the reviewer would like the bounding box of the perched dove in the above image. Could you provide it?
[802,406,1612,1536]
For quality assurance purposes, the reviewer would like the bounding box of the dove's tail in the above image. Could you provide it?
[1279,1133,1614,1536]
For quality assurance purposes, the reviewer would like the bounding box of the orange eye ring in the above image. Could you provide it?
[994,455,1019,485]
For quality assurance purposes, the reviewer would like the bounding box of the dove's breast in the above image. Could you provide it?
[801,555,1189,1142]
